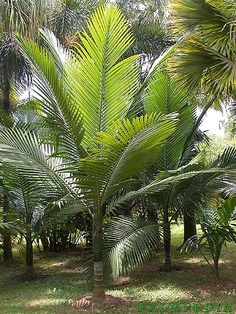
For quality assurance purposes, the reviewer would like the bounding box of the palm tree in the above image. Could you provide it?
[0,0,92,262]
[182,197,236,280]
[169,0,236,99]
[142,70,236,271]
[0,0,52,262]
[1,163,60,275]
[0,5,180,298]
[1,3,228,298]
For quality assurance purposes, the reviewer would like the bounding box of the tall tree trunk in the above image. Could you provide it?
[163,208,172,271]
[3,192,12,263]
[183,212,197,243]
[25,212,34,276]
[2,76,12,263]
[25,228,33,272]
[93,212,105,299]
[214,258,219,281]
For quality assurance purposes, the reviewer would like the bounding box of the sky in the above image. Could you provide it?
[200,108,226,137]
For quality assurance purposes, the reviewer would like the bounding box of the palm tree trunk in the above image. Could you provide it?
[25,229,33,271]
[93,212,105,299]
[214,258,219,281]
[2,76,12,263]
[163,208,172,271]
[25,211,34,278]
[2,192,12,263]
[213,244,222,281]
[183,212,196,243]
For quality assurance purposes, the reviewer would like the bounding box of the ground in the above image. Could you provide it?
[0,225,236,314]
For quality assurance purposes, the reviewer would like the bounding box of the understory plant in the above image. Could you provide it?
[182,197,236,280]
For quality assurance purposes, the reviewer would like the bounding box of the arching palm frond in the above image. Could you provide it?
[0,125,85,206]
[0,222,14,231]
[103,216,162,281]
[169,0,236,98]
[127,42,181,118]
[144,70,197,170]
[170,39,236,97]
[77,113,178,208]
[17,31,85,160]
[168,146,236,220]
[67,5,141,146]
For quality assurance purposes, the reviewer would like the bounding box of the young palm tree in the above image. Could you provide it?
[142,70,236,270]
[0,5,180,298]
[182,197,236,280]
[1,163,63,275]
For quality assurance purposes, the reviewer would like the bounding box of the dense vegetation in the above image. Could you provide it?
[0,0,236,312]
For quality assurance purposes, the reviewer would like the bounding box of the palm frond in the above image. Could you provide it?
[169,0,236,98]
[144,70,197,170]
[77,113,178,207]
[16,31,85,159]
[103,216,161,281]
[67,4,141,146]
[107,169,230,214]
[0,125,82,204]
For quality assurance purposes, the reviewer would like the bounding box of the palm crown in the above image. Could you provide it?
[169,0,236,99]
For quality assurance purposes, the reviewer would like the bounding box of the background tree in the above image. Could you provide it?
[138,69,236,270]
[169,0,236,99]
[167,0,236,243]
[0,0,53,263]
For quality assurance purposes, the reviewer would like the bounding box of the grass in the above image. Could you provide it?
[0,225,236,313]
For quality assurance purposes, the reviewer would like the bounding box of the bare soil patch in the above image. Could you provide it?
[71,294,127,311]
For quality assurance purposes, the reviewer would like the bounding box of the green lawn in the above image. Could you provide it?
[0,226,236,314]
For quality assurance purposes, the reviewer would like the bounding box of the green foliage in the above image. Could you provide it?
[169,0,236,99]
[51,0,97,46]
[103,216,161,281]
[0,5,180,292]
[68,5,141,146]
[182,197,236,280]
